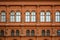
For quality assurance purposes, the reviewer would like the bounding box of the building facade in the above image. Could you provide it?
[0,0,60,40]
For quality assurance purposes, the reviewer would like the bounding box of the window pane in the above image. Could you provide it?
[25,16,30,22]
[16,30,19,36]
[46,12,50,15]
[57,30,60,36]
[55,11,60,22]
[40,12,45,15]
[1,16,6,22]
[11,30,14,36]
[55,12,60,15]
[31,12,36,22]
[10,16,15,22]
[46,16,50,22]
[16,16,21,22]
[16,12,21,15]
[31,16,36,22]
[25,12,30,22]
[26,30,30,36]
[31,12,36,15]
[10,11,15,22]
[31,30,35,36]
[1,11,6,22]
[42,30,45,36]
[26,12,30,15]
[40,16,45,22]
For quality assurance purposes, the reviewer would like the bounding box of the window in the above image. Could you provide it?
[26,30,30,36]
[25,11,30,22]
[1,11,6,22]
[31,30,35,36]
[46,30,50,36]
[46,11,51,22]
[11,30,14,36]
[42,30,45,36]
[40,11,45,22]
[10,11,15,22]
[55,11,60,22]
[57,30,60,36]
[16,12,21,22]
[16,30,19,36]
[31,11,36,22]
[0,30,4,36]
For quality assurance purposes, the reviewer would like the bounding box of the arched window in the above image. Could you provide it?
[31,11,36,22]
[31,30,35,36]
[10,11,15,22]
[40,11,45,22]
[42,30,45,36]
[25,11,30,22]
[46,11,51,22]
[16,30,19,36]
[16,11,21,22]
[46,30,50,36]
[1,11,6,22]
[55,11,60,22]
[57,30,60,36]
[0,30,4,36]
[26,30,30,36]
[11,30,14,36]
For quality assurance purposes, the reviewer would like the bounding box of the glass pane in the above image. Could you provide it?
[55,16,60,22]
[57,30,60,36]
[16,16,21,22]
[40,12,45,15]
[31,12,36,15]
[25,16,30,22]
[55,12,60,15]
[40,16,45,22]
[10,12,15,15]
[26,12,30,15]
[16,12,21,15]
[46,16,50,22]
[1,12,6,15]
[1,16,6,22]
[31,16,36,22]
[10,16,15,22]
[46,12,50,15]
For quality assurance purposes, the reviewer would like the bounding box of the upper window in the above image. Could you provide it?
[26,30,30,36]
[40,11,45,22]
[55,11,60,22]
[31,30,35,36]
[40,11,51,22]
[1,11,6,22]
[46,11,51,22]
[57,30,60,36]
[10,11,15,22]
[31,11,36,22]
[16,12,21,22]
[25,11,30,22]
